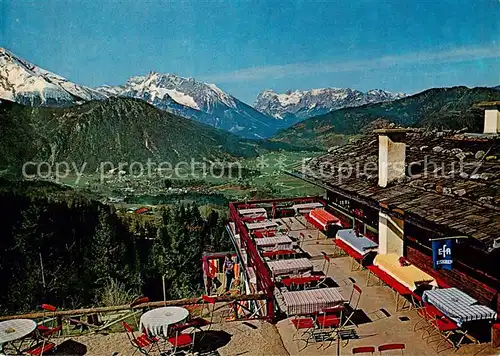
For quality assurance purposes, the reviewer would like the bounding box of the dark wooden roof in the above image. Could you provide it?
[295,129,500,251]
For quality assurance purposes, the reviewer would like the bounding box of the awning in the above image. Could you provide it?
[281,287,345,315]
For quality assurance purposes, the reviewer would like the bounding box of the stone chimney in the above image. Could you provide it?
[475,101,500,134]
[374,129,407,188]
[484,108,500,134]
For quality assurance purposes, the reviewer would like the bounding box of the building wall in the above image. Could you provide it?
[378,211,404,255]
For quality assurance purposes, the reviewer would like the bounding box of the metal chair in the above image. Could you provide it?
[166,331,195,355]
[122,321,160,355]
[291,315,316,350]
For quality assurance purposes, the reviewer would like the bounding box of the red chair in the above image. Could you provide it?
[130,296,149,308]
[316,305,344,330]
[122,321,159,355]
[352,346,375,355]
[24,342,57,356]
[413,303,441,333]
[200,295,216,328]
[378,343,405,355]
[35,304,61,345]
[291,316,316,350]
[167,332,195,355]
[425,313,464,351]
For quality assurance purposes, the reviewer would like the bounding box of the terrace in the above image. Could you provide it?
[221,197,499,355]
[1,197,498,355]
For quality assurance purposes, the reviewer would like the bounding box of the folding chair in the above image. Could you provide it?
[122,321,160,355]
[291,315,316,349]
[36,304,61,337]
[413,303,441,334]
[321,252,332,275]
[25,304,62,356]
[425,314,464,352]
[378,343,405,355]
[166,330,195,355]
[314,305,344,347]
[24,342,57,356]
[352,346,375,355]
[343,284,362,327]
[198,295,216,329]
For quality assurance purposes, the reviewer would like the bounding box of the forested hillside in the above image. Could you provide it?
[0,179,230,314]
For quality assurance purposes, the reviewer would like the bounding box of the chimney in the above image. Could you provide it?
[374,129,407,188]
[484,108,500,134]
[475,101,500,134]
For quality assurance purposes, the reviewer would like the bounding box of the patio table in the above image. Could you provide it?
[267,258,313,277]
[282,287,345,316]
[139,306,189,337]
[373,253,436,291]
[335,229,378,256]
[0,319,37,353]
[423,288,497,327]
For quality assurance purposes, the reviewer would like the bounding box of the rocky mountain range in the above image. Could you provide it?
[254,88,406,121]
[0,48,106,106]
[0,48,410,139]
[96,73,280,138]
[272,86,500,148]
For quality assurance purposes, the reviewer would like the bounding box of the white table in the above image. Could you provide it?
[0,319,37,352]
[139,307,189,337]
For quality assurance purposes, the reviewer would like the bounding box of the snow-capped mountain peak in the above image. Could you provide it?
[95,71,277,138]
[0,47,106,106]
[254,87,406,120]
[96,72,238,112]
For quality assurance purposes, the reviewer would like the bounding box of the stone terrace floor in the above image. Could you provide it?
[275,217,498,355]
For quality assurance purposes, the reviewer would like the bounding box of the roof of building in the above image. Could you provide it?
[475,101,500,108]
[294,128,500,251]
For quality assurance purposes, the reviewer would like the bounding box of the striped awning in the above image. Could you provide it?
[282,287,345,315]
[423,288,497,327]
[267,258,313,277]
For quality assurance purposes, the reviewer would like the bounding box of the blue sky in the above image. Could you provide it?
[1,0,499,103]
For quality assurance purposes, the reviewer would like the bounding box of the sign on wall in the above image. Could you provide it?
[430,236,467,271]
[432,239,453,270]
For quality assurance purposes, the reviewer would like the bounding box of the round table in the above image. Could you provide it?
[0,319,37,352]
[139,307,189,337]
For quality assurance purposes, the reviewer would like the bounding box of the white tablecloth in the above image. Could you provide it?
[0,319,37,345]
[139,307,189,337]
